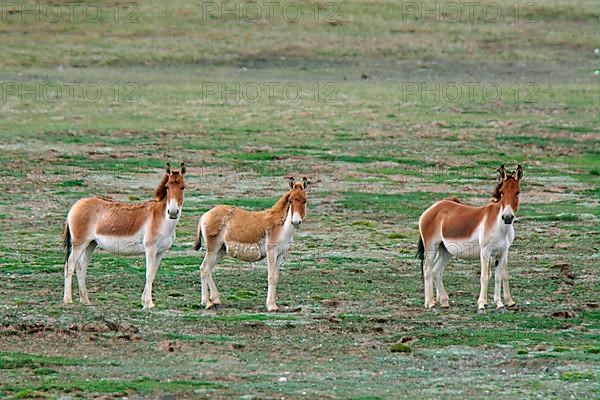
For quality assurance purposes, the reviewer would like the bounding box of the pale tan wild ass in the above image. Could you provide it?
[417,165,523,313]
[63,163,186,309]
[194,176,308,311]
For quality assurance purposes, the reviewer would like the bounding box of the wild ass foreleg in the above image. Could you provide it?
[266,247,280,312]
[64,243,85,304]
[477,253,493,313]
[200,252,221,309]
[141,247,163,309]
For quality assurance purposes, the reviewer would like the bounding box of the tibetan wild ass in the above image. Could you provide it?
[62,162,186,309]
[194,176,308,311]
[416,165,523,313]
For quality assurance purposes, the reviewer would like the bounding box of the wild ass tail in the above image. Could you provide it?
[63,222,72,263]
[193,223,202,251]
[416,235,425,280]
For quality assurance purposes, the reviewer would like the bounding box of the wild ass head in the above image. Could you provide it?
[286,176,308,228]
[494,164,523,224]
[165,162,186,220]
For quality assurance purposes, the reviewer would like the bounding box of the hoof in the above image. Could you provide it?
[207,303,222,310]
[477,308,486,315]
[267,305,280,312]
[507,303,518,310]
[425,304,440,314]
[496,306,507,313]
[142,303,155,310]
[440,303,450,309]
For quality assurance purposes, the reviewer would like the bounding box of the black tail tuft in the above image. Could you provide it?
[416,236,425,280]
[63,223,72,263]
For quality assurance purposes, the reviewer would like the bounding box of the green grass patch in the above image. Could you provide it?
[182,313,297,322]
[390,343,412,353]
[4,377,220,396]
[0,352,96,369]
[163,333,233,342]
[416,328,596,348]
[497,134,580,146]
[58,179,86,187]
[560,371,595,381]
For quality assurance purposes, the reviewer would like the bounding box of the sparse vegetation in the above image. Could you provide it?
[0,0,598,398]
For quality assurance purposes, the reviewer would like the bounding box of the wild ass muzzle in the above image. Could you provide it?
[194,176,309,311]
[416,165,523,314]
[62,162,186,309]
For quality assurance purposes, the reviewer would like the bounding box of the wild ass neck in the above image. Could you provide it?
[276,207,295,241]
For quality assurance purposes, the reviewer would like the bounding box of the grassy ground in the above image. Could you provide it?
[0,0,598,398]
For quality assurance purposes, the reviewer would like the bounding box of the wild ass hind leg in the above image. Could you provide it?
[64,242,86,305]
[200,250,223,310]
[477,252,493,314]
[500,253,515,309]
[76,241,97,305]
[141,247,164,310]
[493,253,510,312]
[423,244,439,309]
[266,247,280,312]
[432,247,451,308]
[206,250,224,309]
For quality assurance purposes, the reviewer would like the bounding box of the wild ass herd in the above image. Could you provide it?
[63,162,523,314]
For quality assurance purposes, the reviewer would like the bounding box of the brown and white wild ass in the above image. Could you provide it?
[62,163,186,309]
[417,165,523,313]
[194,176,308,311]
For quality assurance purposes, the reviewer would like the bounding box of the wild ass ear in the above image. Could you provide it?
[180,162,186,175]
[165,162,172,174]
[285,176,295,189]
[516,164,523,181]
[496,165,506,181]
[302,176,309,190]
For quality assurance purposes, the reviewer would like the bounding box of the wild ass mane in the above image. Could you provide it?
[491,173,517,203]
[154,174,170,201]
[264,191,292,228]
[91,173,171,209]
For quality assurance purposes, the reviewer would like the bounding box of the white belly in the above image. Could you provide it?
[95,233,145,255]
[443,238,481,260]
